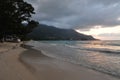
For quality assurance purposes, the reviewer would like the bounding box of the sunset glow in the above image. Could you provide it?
[26,0,120,40]
[76,26,120,40]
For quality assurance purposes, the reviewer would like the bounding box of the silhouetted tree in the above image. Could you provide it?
[27,20,39,32]
[0,0,38,39]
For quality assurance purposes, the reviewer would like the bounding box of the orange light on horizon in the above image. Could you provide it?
[76,26,120,40]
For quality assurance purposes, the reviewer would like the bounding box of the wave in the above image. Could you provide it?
[66,45,120,55]
[64,42,120,55]
[107,43,120,47]
[25,40,120,78]
[82,48,120,54]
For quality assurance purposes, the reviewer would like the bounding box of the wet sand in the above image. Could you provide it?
[0,42,119,80]
[0,42,37,80]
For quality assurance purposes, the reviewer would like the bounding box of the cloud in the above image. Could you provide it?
[98,33,120,40]
[26,0,120,29]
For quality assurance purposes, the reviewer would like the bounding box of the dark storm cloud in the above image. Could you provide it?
[26,0,120,29]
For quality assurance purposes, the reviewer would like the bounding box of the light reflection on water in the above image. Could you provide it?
[73,40,120,77]
[74,49,120,77]
[59,40,120,77]
[84,41,120,51]
[39,40,120,77]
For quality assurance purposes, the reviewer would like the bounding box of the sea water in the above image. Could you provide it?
[26,40,120,78]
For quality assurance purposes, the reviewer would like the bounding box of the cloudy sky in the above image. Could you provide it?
[26,0,120,40]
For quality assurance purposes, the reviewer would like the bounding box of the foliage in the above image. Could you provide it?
[0,0,38,39]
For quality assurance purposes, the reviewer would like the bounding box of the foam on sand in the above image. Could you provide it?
[20,41,120,80]
[0,41,119,80]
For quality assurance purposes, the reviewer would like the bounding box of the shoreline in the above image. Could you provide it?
[20,43,120,80]
[0,42,119,80]
[0,42,38,80]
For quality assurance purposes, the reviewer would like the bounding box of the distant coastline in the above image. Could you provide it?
[27,24,97,41]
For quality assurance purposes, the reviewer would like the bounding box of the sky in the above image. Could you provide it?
[26,0,120,40]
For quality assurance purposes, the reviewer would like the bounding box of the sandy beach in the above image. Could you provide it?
[0,42,119,80]
[0,42,37,80]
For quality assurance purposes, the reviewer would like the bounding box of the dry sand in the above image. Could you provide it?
[0,42,37,80]
[0,42,119,80]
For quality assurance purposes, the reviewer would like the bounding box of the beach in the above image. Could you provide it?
[0,42,119,80]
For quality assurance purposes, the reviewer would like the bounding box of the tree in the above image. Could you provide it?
[26,20,39,33]
[0,0,38,39]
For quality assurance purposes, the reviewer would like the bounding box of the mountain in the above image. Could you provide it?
[27,24,96,40]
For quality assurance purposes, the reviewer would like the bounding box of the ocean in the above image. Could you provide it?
[26,40,120,78]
